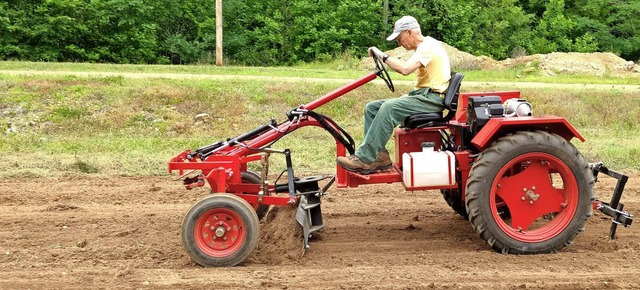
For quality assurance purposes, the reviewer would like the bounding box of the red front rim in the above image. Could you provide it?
[194,208,246,257]
[490,152,579,243]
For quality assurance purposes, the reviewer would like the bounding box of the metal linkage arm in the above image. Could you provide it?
[590,162,633,239]
[255,147,297,205]
[286,107,356,155]
[190,119,278,160]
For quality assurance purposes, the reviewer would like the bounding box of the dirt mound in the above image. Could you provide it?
[360,42,638,76]
[500,52,638,76]
[247,206,305,265]
[360,43,497,71]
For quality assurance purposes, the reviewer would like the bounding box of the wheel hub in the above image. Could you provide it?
[214,226,226,238]
[194,209,245,257]
[524,187,540,204]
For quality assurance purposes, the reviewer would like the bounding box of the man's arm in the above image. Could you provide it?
[369,47,423,76]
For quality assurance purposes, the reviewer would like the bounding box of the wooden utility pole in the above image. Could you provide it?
[215,0,223,66]
[383,0,389,35]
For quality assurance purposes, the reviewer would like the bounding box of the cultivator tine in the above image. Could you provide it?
[296,193,324,252]
[590,162,634,239]
[296,196,312,252]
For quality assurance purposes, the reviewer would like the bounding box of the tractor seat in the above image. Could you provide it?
[402,72,465,129]
[403,112,443,128]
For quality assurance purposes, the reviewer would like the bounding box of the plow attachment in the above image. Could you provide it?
[591,162,633,239]
[288,175,334,251]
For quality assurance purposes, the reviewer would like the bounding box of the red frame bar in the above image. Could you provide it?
[303,72,377,110]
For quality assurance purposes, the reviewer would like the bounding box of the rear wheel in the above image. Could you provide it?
[466,131,594,254]
[182,193,259,267]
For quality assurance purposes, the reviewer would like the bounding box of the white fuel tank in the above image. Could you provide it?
[402,143,456,188]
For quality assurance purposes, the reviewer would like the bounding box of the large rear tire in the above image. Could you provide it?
[182,193,259,267]
[465,131,594,254]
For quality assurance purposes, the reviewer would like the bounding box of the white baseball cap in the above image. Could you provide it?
[386,16,420,41]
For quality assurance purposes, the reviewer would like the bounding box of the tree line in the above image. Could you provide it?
[1,0,638,65]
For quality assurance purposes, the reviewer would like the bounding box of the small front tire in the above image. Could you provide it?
[182,193,259,267]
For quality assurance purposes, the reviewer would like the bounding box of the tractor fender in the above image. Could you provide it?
[470,116,584,151]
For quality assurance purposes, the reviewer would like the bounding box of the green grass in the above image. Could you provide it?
[0,60,365,80]
[1,61,639,177]
[2,60,640,85]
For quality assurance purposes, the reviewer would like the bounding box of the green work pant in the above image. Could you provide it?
[356,88,444,163]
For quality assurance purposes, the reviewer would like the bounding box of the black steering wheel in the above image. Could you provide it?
[372,52,395,92]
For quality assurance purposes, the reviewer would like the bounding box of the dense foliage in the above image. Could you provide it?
[1,0,638,65]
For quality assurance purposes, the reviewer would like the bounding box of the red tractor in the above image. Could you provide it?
[168,54,633,267]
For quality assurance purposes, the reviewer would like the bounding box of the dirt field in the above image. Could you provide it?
[1,173,639,289]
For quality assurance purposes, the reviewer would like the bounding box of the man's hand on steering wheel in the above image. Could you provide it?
[368,46,395,92]
[368,47,384,57]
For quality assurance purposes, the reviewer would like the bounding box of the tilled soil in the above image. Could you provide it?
[0,174,639,289]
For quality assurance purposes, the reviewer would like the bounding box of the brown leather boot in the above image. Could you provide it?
[336,149,392,174]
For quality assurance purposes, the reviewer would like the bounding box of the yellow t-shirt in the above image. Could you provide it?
[407,36,451,92]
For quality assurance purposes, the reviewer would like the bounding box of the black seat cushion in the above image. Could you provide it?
[403,112,443,129]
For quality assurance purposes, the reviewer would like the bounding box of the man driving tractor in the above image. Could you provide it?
[336,15,452,174]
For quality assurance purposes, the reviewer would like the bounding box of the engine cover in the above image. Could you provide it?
[467,96,503,134]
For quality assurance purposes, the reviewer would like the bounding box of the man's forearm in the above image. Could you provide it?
[383,55,413,76]
[369,46,420,76]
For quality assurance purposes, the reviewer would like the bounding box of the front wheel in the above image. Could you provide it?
[465,131,594,254]
[182,193,259,267]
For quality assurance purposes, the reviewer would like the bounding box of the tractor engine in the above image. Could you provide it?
[467,97,533,135]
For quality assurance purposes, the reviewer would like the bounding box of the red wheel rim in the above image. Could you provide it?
[490,152,578,243]
[194,208,246,257]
